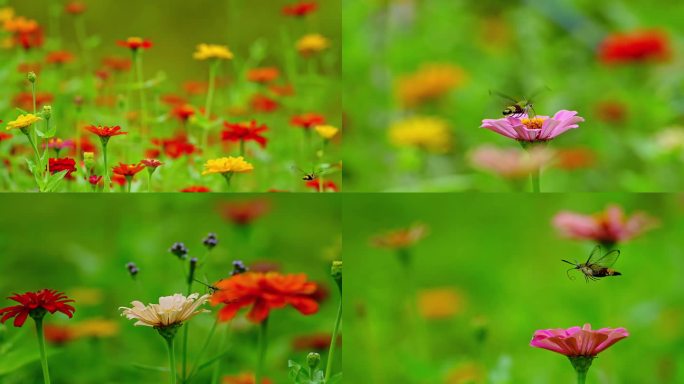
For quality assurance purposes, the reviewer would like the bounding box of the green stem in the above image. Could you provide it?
[324,289,342,382]
[577,370,586,384]
[187,317,219,382]
[202,60,219,150]
[135,51,148,144]
[181,281,192,382]
[239,139,245,157]
[255,318,269,384]
[102,142,110,192]
[531,166,541,193]
[210,323,228,384]
[34,317,51,384]
[147,171,152,193]
[222,172,233,191]
[166,336,177,384]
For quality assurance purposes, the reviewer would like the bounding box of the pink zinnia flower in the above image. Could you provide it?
[531,324,628,357]
[481,110,583,143]
[553,204,658,246]
[469,145,555,180]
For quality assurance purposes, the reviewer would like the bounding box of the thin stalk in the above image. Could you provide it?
[166,337,177,384]
[102,142,110,192]
[202,60,219,150]
[186,317,219,382]
[255,318,269,384]
[577,371,586,384]
[147,171,152,192]
[135,51,148,143]
[210,323,228,384]
[181,280,193,382]
[34,318,51,384]
[239,139,245,157]
[530,167,541,193]
[222,172,233,191]
[324,291,342,382]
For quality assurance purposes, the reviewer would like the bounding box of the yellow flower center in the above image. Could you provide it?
[521,117,545,130]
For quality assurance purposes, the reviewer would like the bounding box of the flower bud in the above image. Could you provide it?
[231,260,248,276]
[126,262,139,277]
[188,257,198,285]
[42,105,52,120]
[27,71,36,83]
[202,232,218,250]
[306,352,321,370]
[331,260,342,291]
[84,152,95,169]
[169,242,188,259]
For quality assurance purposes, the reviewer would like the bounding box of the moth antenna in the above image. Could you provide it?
[565,267,576,280]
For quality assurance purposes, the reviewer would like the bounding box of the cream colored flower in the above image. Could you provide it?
[119,293,210,328]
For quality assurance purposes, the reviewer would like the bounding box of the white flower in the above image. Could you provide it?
[120,293,210,328]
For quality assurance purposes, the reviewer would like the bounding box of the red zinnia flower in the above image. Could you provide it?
[112,163,145,177]
[283,2,318,17]
[211,272,319,323]
[220,200,270,225]
[598,30,670,64]
[7,19,44,50]
[221,120,268,148]
[117,37,153,51]
[171,104,195,122]
[48,157,77,179]
[0,289,75,327]
[141,158,163,169]
[292,332,341,351]
[85,125,127,139]
[181,185,211,193]
[88,175,103,185]
[250,94,279,113]
[247,67,280,84]
[151,133,197,159]
[102,56,132,72]
[0,132,12,142]
[111,174,126,187]
[183,81,208,96]
[44,324,76,345]
[46,51,74,65]
[291,113,325,130]
[305,179,339,192]
[13,92,53,111]
[269,84,295,97]
[65,1,87,15]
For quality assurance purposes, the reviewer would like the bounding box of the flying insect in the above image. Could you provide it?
[489,87,549,118]
[561,246,622,282]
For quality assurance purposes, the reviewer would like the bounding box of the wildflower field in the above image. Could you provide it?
[0,195,342,383]
[0,0,341,192]
[344,194,684,383]
[343,0,684,192]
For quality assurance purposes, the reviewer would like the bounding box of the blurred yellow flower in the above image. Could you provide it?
[445,361,486,384]
[6,114,42,131]
[202,156,254,175]
[73,318,119,338]
[388,116,452,154]
[396,64,466,108]
[0,7,15,23]
[315,125,339,140]
[68,287,103,306]
[193,44,234,61]
[417,287,465,320]
[296,34,329,56]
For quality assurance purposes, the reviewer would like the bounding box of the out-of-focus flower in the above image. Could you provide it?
[120,293,210,328]
[171,104,195,122]
[117,37,153,51]
[552,205,658,245]
[183,81,208,95]
[49,157,77,179]
[65,2,87,15]
[202,157,254,175]
[222,121,268,148]
[151,133,196,159]
[247,67,279,84]
[469,145,554,179]
[305,179,339,192]
[193,44,233,61]
[314,125,339,140]
[595,100,627,124]
[598,30,670,64]
[141,158,163,170]
[220,199,270,225]
[417,287,464,320]
[211,272,319,323]
[46,138,75,152]
[102,56,132,72]
[389,116,452,154]
[250,94,279,113]
[0,289,75,327]
[73,318,119,338]
[296,34,329,56]
[111,173,126,187]
[112,163,145,177]
[0,7,15,24]
[6,114,41,131]
[222,372,272,384]
[46,51,74,65]
[371,223,428,249]
[269,84,294,97]
[445,361,486,384]
[283,1,317,17]
[553,148,596,170]
[481,111,583,143]
[292,332,340,351]
[396,64,466,108]
[4,17,44,50]
[291,113,325,130]
[44,324,76,345]
[181,185,211,192]
[13,92,53,111]
[0,132,12,142]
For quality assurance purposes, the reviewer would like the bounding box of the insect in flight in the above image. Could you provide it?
[490,88,548,118]
[561,245,622,282]
[194,279,221,294]
[292,165,322,181]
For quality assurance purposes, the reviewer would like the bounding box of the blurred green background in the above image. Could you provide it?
[343,0,684,192]
[344,193,684,383]
[0,194,341,383]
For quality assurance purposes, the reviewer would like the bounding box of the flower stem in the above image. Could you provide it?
[202,60,219,150]
[239,139,245,157]
[147,171,152,193]
[34,317,51,384]
[255,318,269,384]
[181,280,193,382]
[530,166,541,193]
[165,336,177,384]
[134,50,148,143]
[324,287,342,382]
[102,141,110,192]
[577,370,587,384]
[569,356,593,384]
[210,323,228,384]
[222,172,233,191]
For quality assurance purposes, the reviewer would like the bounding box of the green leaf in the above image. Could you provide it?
[130,363,169,372]
[44,170,68,192]
[0,343,59,376]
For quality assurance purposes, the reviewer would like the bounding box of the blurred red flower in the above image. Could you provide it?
[102,56,132,72]
[595,100,627,124]
[221,120,268,148]
[222,372,272,384]
[5,18,44,50]
[250,94,279,113]
[171,104,195,122]
[85,125,127,138]
[292,332,341,351]
[183,81,208,96]
[211,272,319,323]
[111,173,126,187]
[283,2,318,17]
[88,175,103,185]
[117,37,153,51]
[305,179,338,192]
[0,289,75,327]
[220,199,270,225]
[17,62,42,75]
[13,92,53,111]
[554,148,596,170]
[0,132,12,142]
[269,84,295,97]
[49,157,77,179]
[181,186,211,192]
[140,158,163,169]
[46,51,74,65]
[291,113,325,130]
[599,30,670,64]
[112,163,145,177]
[65,1,87,15]
[247,67,280,84]
[151,133,197,159]
[44,324,76,345]
[160,94,187,106]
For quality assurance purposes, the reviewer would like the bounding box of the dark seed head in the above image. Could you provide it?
[231,260,248,276]
[169,242,188,259]
[203,233,218,250]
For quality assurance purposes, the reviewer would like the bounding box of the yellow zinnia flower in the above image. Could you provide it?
[73,318,119,339]
[0,7,15,24]
[314,125,339,140]
[6,114,42,131]
[202,156,254,175]
[388,116,452,154]
[193,44,234,61]
[296,34,329,56]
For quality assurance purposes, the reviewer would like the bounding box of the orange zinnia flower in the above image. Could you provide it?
[102,56,132,72]
[65,1,87,15]
[291,113,325,130]
[247,67,280,84]
[85,125,127,139]
[112,163,145,177]
[211,272,319,323]
[117,37,153,51]
[46,51,74,65]
[372,223,429,249]
[181,185,211,193]
[250,94,279,113]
